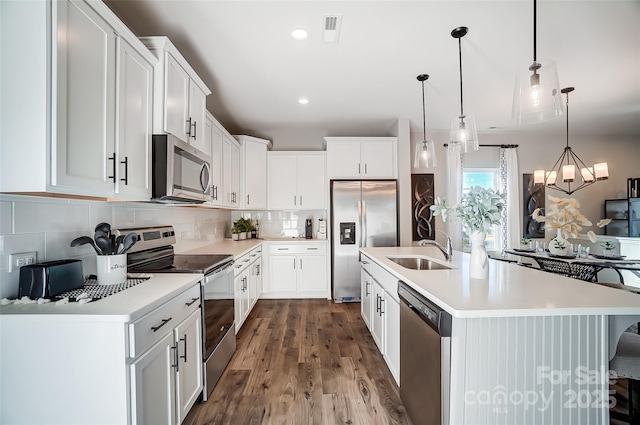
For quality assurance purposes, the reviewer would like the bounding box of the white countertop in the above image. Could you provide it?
[361,246,640,318]
[181,238,328,258]
[0,273,202,322]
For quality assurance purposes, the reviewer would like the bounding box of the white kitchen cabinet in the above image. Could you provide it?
[130,332,176,425]
[204,112,223,206]
[237,135,271,209]
[140,36,211,150]
[268,152,326,210]
[116,37,154,198]
[0,0,156,200]
[175,309,203,424]
[129,284,203,425]
[265,243,329,298]
[360,253,400,384]
[234,246,262,333]
[223,136,241,207]
[325,137,397,179]
[360,265,374,329]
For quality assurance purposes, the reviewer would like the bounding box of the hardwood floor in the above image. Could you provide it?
[184,299,410,425]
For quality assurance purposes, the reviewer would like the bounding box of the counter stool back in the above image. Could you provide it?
[610,331,640,425]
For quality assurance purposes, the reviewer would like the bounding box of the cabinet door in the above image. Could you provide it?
[243,141,267,209]
[130,332,176,425]
[206,114,223,206]
[297,154,326,209]
[54,0,116,193]
[297,254,327,293]
[370,282,385,353]
[361,140,396,178]
[268,154,297,209]
[187,81,208,154]
[383,295,400,385]
[360,269,373,329]
[222,137,240,207]
[116,36,153,198]
[164,53,190,142]
[269,255,297,292]
[326,141,361,178]
[175,309,203,424]
[234,270,250,333]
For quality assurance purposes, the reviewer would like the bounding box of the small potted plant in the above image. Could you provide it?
[601,241,616,253]
[520,237,532,250]
[231,224,241,241]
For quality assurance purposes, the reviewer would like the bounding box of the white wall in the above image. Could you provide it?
[409,130,640,246]
[0,194,231,299]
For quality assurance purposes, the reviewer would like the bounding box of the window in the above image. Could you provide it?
[462,168,502,251]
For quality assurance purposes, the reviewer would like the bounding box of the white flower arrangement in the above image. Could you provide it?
[532,195,611,242]
[430,186,506,233]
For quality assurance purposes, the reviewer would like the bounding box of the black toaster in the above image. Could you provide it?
[18,259,84,299]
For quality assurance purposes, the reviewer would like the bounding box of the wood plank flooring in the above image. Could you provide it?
[184,299,410,425]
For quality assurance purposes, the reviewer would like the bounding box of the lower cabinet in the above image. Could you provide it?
[130,284,203,425]
[360,254,400,385]
[265,243,329,298]
[234,246,262,333]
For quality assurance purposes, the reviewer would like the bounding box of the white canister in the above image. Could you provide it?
[96,254,127,285]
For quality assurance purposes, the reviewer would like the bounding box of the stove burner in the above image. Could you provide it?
[53,275,150,302]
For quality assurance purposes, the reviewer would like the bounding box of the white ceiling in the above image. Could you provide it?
[104,0,640,149]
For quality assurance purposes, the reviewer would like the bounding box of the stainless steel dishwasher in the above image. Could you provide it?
[398,281,452,425]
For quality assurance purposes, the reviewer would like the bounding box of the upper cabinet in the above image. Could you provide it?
[268,152,326,210]
[140,37,211,153]
[237,135,271,210]
[325,137,397,179]
[204,112,223,206]
[0,0,157,199]
[222,135,241,208]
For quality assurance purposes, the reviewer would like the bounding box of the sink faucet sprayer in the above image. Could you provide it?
[418,231,453,261]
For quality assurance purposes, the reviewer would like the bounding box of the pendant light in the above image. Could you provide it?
[414,74,437,169]
[449,26,478,153]
[512,0,563,124]
[533,87,609,195]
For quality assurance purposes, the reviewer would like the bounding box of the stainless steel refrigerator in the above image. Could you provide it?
[331,180,398,302]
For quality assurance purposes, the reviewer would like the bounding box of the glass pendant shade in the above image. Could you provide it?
[512,60,563,124]
[449,115,478,153]
[414,139,437,169]
[414,73,437,169]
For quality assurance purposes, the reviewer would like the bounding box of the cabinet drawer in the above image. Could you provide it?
[368,260,399,301]
[129,284,201,358]
[234,253,252,276]
[268,244,327,255]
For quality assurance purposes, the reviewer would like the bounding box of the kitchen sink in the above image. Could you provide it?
[386,256,452,270]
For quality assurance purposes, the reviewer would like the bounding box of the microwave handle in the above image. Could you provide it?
[200,162,211,193]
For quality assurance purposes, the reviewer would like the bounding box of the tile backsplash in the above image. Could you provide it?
[0,194,230,299]
[231,210,327,239]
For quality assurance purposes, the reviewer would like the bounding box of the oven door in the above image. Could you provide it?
[202,262,234,359]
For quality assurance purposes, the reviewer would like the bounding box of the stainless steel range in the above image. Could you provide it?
[116,225,235,401]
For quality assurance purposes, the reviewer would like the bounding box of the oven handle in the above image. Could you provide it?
[204,261,234,284]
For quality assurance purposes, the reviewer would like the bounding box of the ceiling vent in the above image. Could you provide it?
[322,14,342,43]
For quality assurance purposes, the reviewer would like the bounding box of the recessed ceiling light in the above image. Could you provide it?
[298,98,310,105]
[290,27,309,41]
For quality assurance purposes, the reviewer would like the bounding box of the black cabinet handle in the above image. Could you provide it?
[171,342,179,371]
[186,118,192,136]
[151,317,172,332]
[185,297,199,307]
[192,121,197,139]
[108,153,116,183]
[180,334,188,363]
[120,156,128,185]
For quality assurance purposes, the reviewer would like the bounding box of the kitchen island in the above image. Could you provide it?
[361,246,640,425]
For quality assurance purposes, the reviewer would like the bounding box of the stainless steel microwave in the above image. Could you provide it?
[152,134,212,203]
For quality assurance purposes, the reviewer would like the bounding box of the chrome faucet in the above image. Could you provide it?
[418,231,453,261]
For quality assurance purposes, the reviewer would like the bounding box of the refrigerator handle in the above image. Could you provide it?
[362,200,367,248]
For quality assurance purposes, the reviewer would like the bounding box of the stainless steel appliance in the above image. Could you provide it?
[398,281,451,425]
[331,180,398,302]
[120,225,235,401]
[152,134,212,203]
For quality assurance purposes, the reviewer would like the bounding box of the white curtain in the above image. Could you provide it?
[446,145,463,250]
[500,147,520,251]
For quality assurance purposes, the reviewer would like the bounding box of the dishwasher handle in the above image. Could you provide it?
[398,280,451,337]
